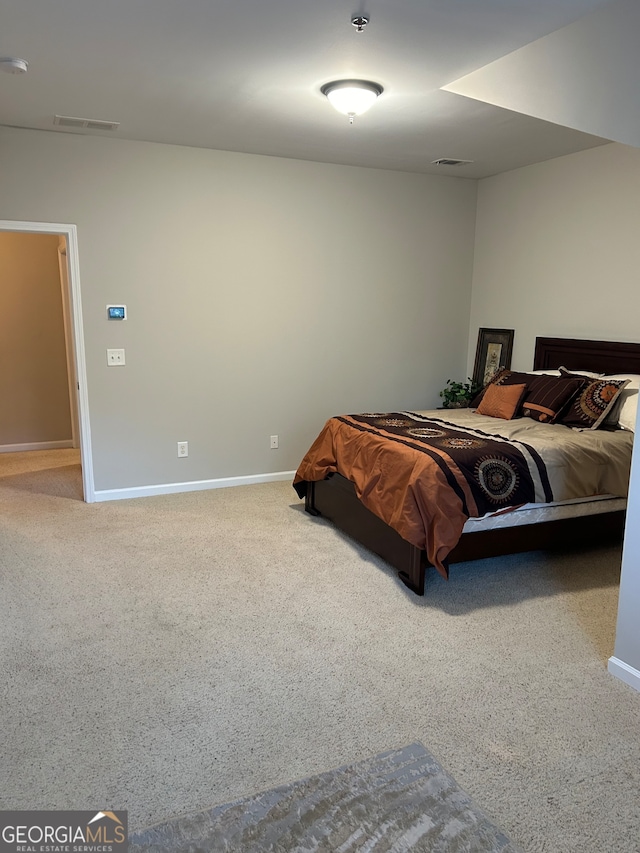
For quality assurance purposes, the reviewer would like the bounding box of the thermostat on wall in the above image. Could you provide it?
[107,305,127,320]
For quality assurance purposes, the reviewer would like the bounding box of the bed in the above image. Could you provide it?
[293,337,640,595]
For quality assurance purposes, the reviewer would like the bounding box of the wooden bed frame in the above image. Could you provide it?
[304,336,640,595]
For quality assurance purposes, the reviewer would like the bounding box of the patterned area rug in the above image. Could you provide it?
[130,742,521,852]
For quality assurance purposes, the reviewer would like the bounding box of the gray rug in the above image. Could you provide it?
[130,742,520,852]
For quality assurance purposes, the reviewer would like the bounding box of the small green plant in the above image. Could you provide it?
[439,378,481,408]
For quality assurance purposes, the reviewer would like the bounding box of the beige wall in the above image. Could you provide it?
[469,140,640,680]
[445,0,640,148]
[444,0,640,684]
[0,126,477,491]
[0,232,72,446]
[467,142,640,373]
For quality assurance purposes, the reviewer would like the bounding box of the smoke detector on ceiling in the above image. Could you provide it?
[351,15,369,33]
[0,57,28,74]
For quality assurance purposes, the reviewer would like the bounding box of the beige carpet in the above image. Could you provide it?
[1,449,639,852]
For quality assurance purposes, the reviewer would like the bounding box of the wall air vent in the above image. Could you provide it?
[431,158,474,167]
[54,115,120,131]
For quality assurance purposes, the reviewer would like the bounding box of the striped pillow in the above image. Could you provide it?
[520,375,585,423]
[478,370,585,423]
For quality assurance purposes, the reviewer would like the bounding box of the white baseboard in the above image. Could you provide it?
[93,469,297,502]
[608,656,640,693]
[0,440,74,454]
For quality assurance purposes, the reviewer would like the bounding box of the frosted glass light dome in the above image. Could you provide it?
[321,80,383,118]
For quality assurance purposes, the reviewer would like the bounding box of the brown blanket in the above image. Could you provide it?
[293,412,553,578]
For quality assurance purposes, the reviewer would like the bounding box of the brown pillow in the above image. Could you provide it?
[520,374,585,423]
[558,368,630,429]
[476,382,527,419]
[473,369,584,423]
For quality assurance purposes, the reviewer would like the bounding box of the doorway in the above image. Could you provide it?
[0,220,94,501]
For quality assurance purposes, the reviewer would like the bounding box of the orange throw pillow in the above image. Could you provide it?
[476,382,527,420]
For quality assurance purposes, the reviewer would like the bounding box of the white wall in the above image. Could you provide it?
[0,126,477,493]
[468,142,640,373]
[611,427,640,687]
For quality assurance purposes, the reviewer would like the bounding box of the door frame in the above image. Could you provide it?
[0,219,95,502]
[57,238,80,449]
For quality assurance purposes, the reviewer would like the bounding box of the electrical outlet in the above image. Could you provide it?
[177,441,188,458]
[270,435,279,449]
[106,348,125,366]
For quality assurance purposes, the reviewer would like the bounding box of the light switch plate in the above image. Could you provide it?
[107,348,125,366]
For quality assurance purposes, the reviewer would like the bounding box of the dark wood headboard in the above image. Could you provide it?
[533,337,640,375]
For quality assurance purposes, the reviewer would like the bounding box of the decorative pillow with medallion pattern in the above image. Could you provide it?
[558,367,630,430]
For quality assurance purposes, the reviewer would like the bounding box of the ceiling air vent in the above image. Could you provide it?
[431,158,474,167]
[54,115,120,131]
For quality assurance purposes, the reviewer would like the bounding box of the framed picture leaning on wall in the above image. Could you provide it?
[472,328,515,388]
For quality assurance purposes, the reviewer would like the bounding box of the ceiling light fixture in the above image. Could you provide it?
[321,79,383,124]
[0,57,28,74]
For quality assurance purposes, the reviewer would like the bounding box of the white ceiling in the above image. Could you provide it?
[0,0,615,179]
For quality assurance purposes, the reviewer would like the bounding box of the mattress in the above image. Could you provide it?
[463,494,626,533]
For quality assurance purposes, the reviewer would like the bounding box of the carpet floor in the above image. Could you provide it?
[1,450,640,852]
